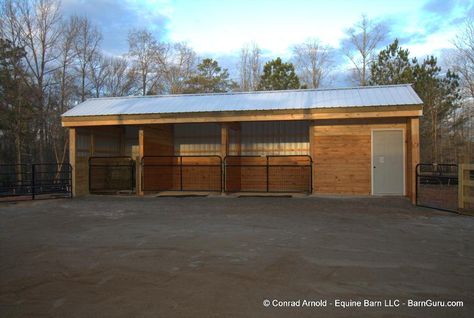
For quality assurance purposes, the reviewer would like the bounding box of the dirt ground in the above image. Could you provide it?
[0,195,473,318]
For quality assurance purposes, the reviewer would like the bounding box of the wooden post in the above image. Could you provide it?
[220,123,229,159]
[459,164,465,210]
[233,123,241,156]
[69,128,76,197]
[459,164,474,210]
[221,124,230,192]
[308,121,315,194]
[90,129,95,156]
[138,127,144,195]
[410,118,420,204]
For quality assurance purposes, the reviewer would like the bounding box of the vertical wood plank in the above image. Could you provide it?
[308,121,315,194]
[458,164,464,209]
[410,118,420,204]
[220,124,229,159]
[69,128,76,197]
[138,127,144,195]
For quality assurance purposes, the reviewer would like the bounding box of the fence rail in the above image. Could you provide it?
[0,163,72,201]
[224,155,312,193]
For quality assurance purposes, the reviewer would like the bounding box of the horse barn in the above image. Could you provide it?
[61,84,423,202]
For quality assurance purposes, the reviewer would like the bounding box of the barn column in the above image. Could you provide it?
[220,123,230,159]
[137,127,144,195]
[409,117,420,204]
[220,123,230,192]
[309,121,315,194]
[69,128,77,197]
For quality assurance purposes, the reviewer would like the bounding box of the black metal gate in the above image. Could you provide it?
[0,163,72,201]
[89,157,135,194]
[141,156,222,192]
[416,163,458,212]
[224,155,312,193]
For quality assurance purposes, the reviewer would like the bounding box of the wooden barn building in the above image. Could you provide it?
[61,84,423,202]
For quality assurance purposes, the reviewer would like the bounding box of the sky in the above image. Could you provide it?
[61,0,473,84]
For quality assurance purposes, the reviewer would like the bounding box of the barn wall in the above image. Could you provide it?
[174,123,221,156]
[229,121,309,155]
[311,118,408,195]
[143,125,174,156]
[73,126,128,196]
[142,125,174,191]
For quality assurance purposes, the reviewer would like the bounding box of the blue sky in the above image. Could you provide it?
[62,0,472,83]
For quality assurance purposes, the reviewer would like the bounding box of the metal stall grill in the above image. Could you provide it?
[141,156,222,192]
[0,163,72,201]
[224,155,312,193]
[89,157,135,194]
[416,163,458,212]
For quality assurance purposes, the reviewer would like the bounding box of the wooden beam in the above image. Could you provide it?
[235,123,241,156]
[309,121,315,193]
[138,127,144,196]
[69,128,76,197]
[62,106,423,127]
[410,118,420,204]
[220,123,229,159]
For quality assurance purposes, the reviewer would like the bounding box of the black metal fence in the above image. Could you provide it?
[0,163,72,201]
[224,155,312,193]
[89,157,135,194]
[141,156,222,192]
[416,163,458,212]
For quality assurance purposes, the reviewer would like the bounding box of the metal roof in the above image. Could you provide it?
[62,84,422,117]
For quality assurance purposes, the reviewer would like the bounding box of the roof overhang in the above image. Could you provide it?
[62,105,423,127]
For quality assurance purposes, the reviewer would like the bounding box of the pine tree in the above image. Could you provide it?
[184,58,235,93]
[258,58,301,90]
[370,39,414,85]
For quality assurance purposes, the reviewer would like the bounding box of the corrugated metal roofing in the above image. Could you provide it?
[62,84,422,117]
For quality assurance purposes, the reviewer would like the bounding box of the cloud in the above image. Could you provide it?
[423,0,458,15]
[61,0,170,55]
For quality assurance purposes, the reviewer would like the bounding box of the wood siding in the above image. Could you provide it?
[311,119,408,195]
[142,125,174,190]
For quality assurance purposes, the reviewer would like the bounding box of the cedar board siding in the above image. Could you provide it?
[73,126,125,196]
[311,119,411,196]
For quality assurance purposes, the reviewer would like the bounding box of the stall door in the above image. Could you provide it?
[372,130,404,195]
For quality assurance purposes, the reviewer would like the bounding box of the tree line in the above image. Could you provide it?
[0,0,472,167]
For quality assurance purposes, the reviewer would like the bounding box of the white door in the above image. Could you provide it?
[372,130,404,195]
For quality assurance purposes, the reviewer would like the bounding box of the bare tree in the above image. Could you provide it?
[292,39,332,88]
[238,42,261,91]
[157,42,197,94]
[58,16,79,111]
[88,52,108,98]
[49,16,80,170]
[11,0,62,162]
[103,56,138,97]
[75,16,102,102]
[452,16,474,162]
[128,28,160,95]
[343,15,387,86]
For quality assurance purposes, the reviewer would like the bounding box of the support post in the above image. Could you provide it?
[221,124,230,192]
[459,164,464,210]
[308,121,315,194]
[220,123,229,159]
[138,127,144,195]
[69,128,76,197]
[410,118,420,204]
